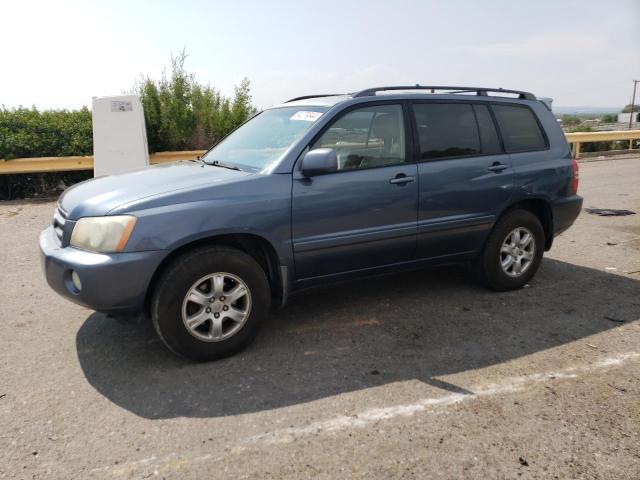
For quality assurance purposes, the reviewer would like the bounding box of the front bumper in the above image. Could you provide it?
[39,226,165,314]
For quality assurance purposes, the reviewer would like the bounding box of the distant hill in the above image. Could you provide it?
[553,106,619,115]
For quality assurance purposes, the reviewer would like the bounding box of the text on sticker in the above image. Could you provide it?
[290,111,323,122]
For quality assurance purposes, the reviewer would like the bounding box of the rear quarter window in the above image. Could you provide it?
[492,105,547,152]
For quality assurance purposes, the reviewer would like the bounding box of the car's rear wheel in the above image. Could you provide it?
[151,246,270,361]
[475,209,544,291]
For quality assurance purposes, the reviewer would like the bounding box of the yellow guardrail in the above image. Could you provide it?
[565,130,640,158]
[1,130,639,175]
[0,150,207,175]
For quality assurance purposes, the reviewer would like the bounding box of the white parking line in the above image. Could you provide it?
[92,351,640,476]
[247,352,640,445]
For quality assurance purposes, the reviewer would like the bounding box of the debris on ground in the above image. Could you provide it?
[0,208,22,218]
[607,384,627,393]
[584,208,636,216]
[519,457,529,467]
[606,242,618,246]
[604,316,626,323]
[370,369,380,375]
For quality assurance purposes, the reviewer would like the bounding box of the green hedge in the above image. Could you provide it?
[0,107,93,160]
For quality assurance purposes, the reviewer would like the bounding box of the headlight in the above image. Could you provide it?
[70,216,137,253]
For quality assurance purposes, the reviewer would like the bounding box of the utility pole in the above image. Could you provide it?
[629,79,639,129]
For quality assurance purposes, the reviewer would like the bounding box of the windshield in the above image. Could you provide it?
[202,106,329,172]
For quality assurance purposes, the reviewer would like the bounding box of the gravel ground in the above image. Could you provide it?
[1,156,639,479]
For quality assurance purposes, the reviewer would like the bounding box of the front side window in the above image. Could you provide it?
[413,103,480,160]
[202,106,328,172]
[312,104,406,170]
[492,105,546,152]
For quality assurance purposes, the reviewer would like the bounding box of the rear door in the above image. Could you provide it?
[291,103,418,279]
[412,101,515,259]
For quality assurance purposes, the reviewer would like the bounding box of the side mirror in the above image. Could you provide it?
[300,148,338,177]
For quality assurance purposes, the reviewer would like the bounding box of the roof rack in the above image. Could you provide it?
[352,85,536,101]
[285,94,346,103]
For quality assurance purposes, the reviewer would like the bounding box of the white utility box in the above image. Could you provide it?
[91,95,149,177]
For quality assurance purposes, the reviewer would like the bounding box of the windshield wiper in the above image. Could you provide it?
[207,159,242,171]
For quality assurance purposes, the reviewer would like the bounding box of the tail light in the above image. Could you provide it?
[570,158,579,194]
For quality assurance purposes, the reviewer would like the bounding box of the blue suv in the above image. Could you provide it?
[40,86,582,360]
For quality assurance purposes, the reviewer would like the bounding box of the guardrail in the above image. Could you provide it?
[565,130,640,158]
[1,130,639,175]
[0,150,207,175]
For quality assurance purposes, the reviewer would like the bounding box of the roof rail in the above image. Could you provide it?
[285,94,346,103]
[351,85,536,101]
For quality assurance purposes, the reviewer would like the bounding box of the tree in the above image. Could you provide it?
[621,104,640,113]
[139,79,165,151]
[230,77,256,129]
[560,114,581,127]
[137,51,257,152]
[600,113,617,123]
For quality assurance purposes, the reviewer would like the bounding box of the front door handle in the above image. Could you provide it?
[488,162,508,173]
[389,174,415,185]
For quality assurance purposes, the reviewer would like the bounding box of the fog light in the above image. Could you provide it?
[71,271,82,291]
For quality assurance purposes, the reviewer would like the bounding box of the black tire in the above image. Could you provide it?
[151,246,270,361]
[475,209,545,291]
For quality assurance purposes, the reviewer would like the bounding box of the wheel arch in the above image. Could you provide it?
[145,233,284,314]
[501,198,554,250]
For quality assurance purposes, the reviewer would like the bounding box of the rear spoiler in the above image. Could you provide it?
[538,97,553,111]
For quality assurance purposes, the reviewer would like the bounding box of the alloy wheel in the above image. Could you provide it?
[181,272,252,342]
[499,227,535,277]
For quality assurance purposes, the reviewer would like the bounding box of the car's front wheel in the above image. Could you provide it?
[475,209,544,291]
[151,246,270,361]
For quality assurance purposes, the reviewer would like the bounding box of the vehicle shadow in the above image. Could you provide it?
[76,258,640,419]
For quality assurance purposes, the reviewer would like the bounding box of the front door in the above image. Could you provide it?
[292,103,418,279]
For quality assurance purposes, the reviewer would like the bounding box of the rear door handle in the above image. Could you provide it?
[488,162,508,173]
[389,174,415,185]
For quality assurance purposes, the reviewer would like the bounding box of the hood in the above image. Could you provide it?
[59,161,251,219]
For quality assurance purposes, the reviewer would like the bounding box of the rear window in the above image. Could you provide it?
[412,103,480,160]
[492,105,546,152]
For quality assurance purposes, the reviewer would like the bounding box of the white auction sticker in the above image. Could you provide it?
[290,111,323,122]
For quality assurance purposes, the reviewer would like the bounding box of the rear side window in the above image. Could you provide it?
[412,103,480,160]
[473,104,502,154]
[492,105,546,152]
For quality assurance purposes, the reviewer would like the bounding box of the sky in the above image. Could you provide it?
[1,0,639,110]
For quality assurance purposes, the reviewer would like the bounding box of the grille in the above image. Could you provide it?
[52,207,67,245]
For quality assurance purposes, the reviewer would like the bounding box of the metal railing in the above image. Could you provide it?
[1,130,639,175]
[565,130,640,158]
[0,150,207,175]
